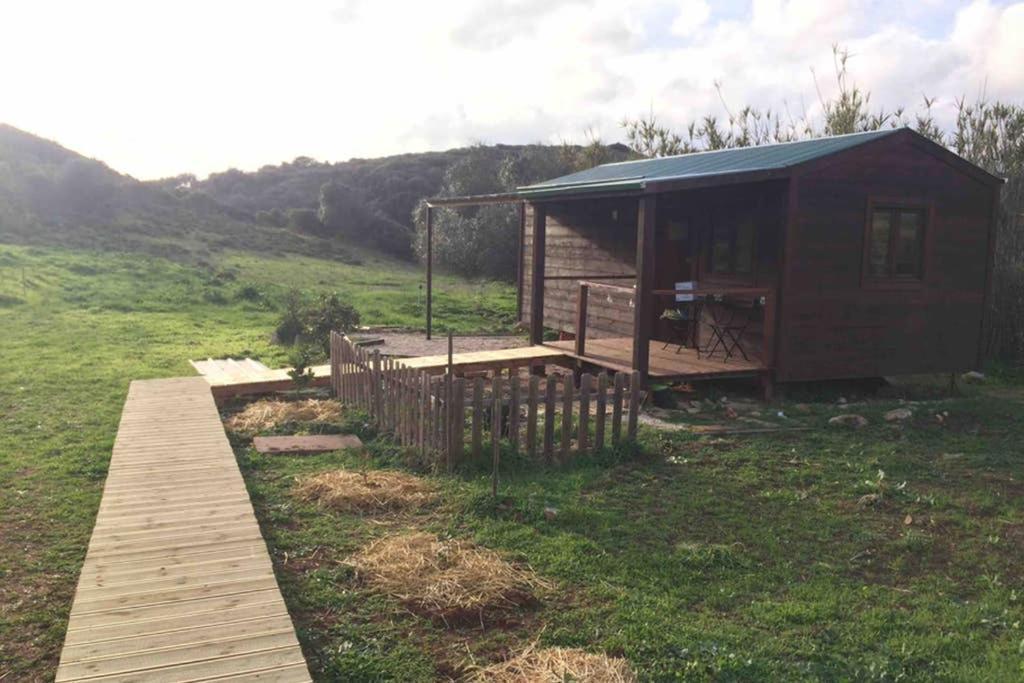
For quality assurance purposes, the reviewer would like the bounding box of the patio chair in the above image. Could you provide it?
[701,296,761,362]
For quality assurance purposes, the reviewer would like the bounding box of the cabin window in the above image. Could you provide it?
[867,206,926,281]
[709,214,755,276]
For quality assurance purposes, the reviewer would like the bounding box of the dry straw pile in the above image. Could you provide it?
[294,470,435,513]
[225,399,343,434]
[347,532,549,620]
[468,644,636,682]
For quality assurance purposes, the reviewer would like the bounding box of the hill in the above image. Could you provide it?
[0,124,632,270]
[176,142,633,270]
[0,124,355,264]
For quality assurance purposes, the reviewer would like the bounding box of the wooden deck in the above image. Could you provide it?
[547,337,765,379]
[191,358,331,401]
[192,345,567,399]
[56,377,310,683]
[397,344,568,374]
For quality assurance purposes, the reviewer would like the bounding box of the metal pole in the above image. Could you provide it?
[426,204,433,340]
[445,331,453,471]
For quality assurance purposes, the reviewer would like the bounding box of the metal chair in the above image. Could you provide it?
[660,299,703,354]
[701,296,760,362]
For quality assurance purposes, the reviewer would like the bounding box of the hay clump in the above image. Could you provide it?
[347,532,549,620]
[294,470,435,513]
[225,398,343,434]
[468,644,636,682]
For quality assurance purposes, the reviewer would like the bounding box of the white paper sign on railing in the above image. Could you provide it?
[674,281,697,302]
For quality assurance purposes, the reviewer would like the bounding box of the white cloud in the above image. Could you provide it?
[0,0,1019,179]
[669,0,710,37]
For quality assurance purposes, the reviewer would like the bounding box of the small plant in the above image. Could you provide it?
[287,343,317,389]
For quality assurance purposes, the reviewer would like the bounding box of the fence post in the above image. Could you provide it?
[382,358,391,433]
[543,375,557,465]
[560,375,573,461]
[471,378,484,459]
[594,373,607,451]
[628,370,641,440]
[330,332,338,396]
[508,375,520,453]
[436,377,446,458]
[419,372,429,456]
[612,372,625,444]
[527,375,539,460]
[491,375,503,497]
[451,377,465,467]
[371,351,382,424]
[578,373,592,455]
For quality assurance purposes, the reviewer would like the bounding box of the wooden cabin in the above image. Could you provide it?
[508,128,1003,395]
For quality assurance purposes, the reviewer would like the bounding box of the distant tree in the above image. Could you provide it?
[287,207,321,234]
[255,207,287,227]
[318,181,371,238]
[411,143,622,279]
[55,158,115,215]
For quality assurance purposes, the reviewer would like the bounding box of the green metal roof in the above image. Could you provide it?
[518,128,902,198]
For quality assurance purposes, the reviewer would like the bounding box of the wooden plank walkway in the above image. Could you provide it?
[397,344,568,374]
[56,377,310,683]
[192,345,569,401]
[190,358,331,401]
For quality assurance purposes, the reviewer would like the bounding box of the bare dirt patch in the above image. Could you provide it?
[294,470,435,513]
[346,532,550,624]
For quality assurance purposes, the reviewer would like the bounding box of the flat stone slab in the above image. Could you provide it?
[253,434,363,454]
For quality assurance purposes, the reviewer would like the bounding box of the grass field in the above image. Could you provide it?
[1,241,1023,681]
[0,243,514,681]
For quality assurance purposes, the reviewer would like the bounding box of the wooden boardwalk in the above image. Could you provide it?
[191,345,569,401]
[190,358,330,401]
[56,377,310,682]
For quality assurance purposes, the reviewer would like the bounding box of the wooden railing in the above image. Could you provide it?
[573,281,777,367]
[329,332,641,473]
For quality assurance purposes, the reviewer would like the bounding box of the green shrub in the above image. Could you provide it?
[274,289,360,355]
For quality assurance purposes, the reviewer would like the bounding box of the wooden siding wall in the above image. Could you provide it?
[521,199,638,337]
[779,138,995,381]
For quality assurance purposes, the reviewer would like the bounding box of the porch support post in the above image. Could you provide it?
[516,201,526,321]
[529,203,547,345]
[425,204,433,340]
[633,195,656,385]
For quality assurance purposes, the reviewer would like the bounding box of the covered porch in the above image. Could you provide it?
[522,184,784,392]
[421,175,785,394]
[547,337,765,379]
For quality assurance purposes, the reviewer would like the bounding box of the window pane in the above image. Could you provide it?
[734,218,755,274]
[869,209,892,277]
[711,222,731,273]
[893,210,923,278]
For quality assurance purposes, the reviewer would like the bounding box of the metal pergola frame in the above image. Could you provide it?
[423,193,526,339]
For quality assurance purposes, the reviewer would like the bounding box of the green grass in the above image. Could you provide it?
[0,243,514,681]
[2,240,1023,681]
[239,393,1024,681]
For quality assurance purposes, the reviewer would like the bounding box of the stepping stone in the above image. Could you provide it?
[253,434,363,454]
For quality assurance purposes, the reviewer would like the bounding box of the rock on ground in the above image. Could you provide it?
[829,414,869,429]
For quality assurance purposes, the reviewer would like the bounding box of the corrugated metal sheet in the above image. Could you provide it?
[518,128,901,197]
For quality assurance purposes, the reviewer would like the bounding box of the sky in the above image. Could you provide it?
[0,0,1020,180]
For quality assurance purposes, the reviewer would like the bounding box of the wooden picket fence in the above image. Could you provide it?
[329,331,640,470]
